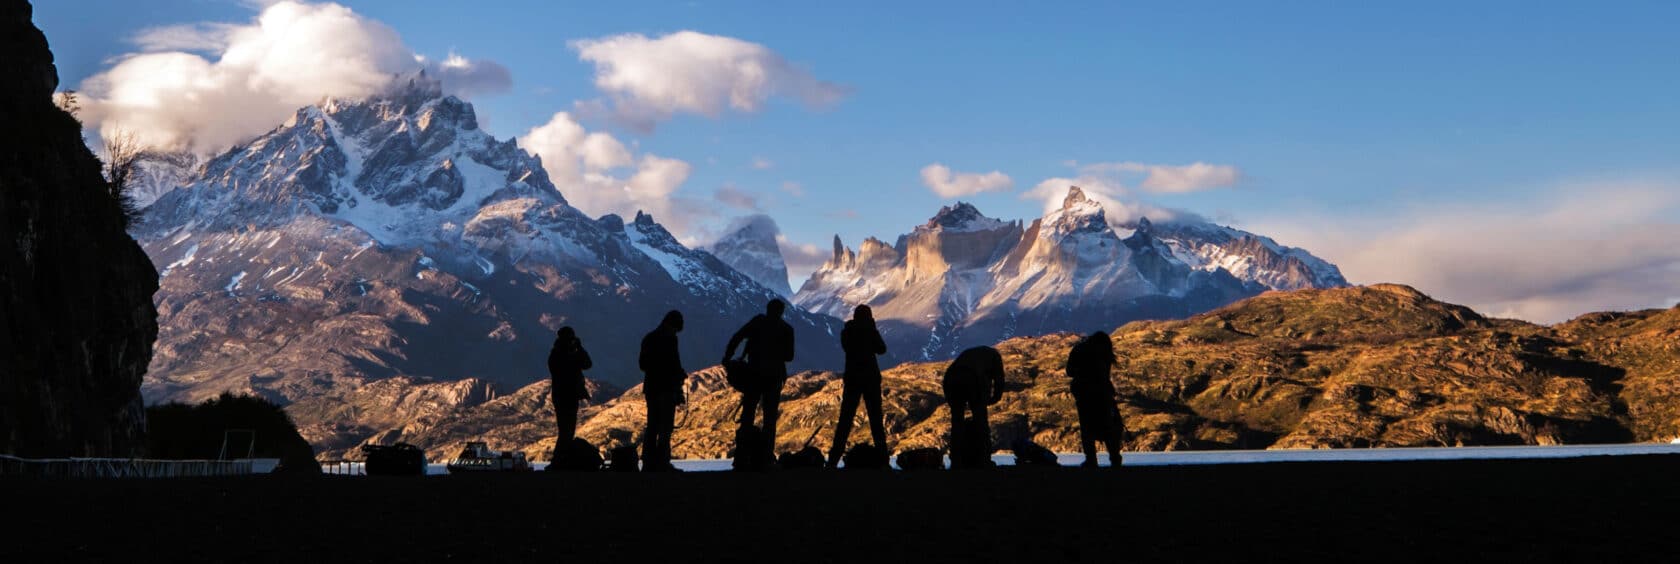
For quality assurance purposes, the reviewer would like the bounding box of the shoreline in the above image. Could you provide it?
[312,442,1680,475]
[11,454,1676,562]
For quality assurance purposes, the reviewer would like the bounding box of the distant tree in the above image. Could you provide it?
[146,392,321,474]
[101,128,142,225]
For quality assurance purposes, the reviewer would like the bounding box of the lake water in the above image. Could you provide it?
[321,443,1680,476]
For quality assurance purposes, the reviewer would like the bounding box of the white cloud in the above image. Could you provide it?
[921,163,1014,198]
[425,52,513,100]
[75,1,510,153]
[1022,176,1205,227]
[520,111,632,181]
[751,156,774,170]
[779,181,805,198]
[570,30,847,131]
[1081,161,1242,193]
[132,22,241,53]
[1019,161,1234,226]
[521,112,707,234]
[1249,179,1680,323]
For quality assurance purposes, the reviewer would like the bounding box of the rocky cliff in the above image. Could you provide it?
[405,285,1678,460]
[0,0,159,457]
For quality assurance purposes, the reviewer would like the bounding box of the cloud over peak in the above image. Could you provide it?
[74,1,511,152]
[1080,161,1243,193]
[570,30,847,131]
[921,163,1014,198]
[520,112,704,235]
[1021,176,1199,227]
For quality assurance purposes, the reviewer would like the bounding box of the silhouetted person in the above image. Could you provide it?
[943,346,1005,468]
[1068,332,1124,468]
[827,304,888,468]
[548,327,593,450]
[724,299,796,462]
[640,311,688,472]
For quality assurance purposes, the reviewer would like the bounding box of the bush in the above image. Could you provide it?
[146,393,320,475]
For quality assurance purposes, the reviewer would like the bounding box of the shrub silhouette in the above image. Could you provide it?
[146,393,320,475]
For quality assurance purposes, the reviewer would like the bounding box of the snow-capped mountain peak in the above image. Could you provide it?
[794,185,1347,361]
[132,75,842,454]
[921,202,1010,233]
[705,214,794,297]
[1043,185,1109,237]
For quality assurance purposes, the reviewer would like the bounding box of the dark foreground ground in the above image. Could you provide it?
[6,455,1678,563]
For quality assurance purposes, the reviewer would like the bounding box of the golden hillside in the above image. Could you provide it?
[380,285,1680,460]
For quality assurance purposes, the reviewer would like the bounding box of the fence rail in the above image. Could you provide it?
[0,455,254,478]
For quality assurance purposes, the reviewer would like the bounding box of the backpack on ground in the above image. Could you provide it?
[778,446,824,470]
[549,438,603,472]
[895,447,944,471]
[608,445,639,472]
[843,444,890,470]
[1010,437,1060,467]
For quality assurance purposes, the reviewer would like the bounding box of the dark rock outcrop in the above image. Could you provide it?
[1,0,159,457]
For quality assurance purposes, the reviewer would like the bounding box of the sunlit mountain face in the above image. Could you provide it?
[794,187,1346,364]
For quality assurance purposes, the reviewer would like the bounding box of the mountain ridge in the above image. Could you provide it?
[792,186,1348,364]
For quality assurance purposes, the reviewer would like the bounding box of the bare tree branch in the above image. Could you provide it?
[53,90,80,121]
[102,128,142,225]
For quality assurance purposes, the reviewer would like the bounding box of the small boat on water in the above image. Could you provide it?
[445,441,532,474]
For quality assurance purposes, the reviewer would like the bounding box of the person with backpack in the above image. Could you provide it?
[1067,332,1124,468]
[723,299,796,465]
[827,304,889,468]
[943,346,1006,468]
[547,326,593,453]
[639,311,688,472]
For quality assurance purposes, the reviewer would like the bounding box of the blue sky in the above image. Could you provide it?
[32,0,1680,321]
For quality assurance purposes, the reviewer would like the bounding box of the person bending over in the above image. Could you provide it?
[942,346,1005,468]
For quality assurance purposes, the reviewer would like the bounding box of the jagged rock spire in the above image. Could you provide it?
[1063,185,1091,209]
